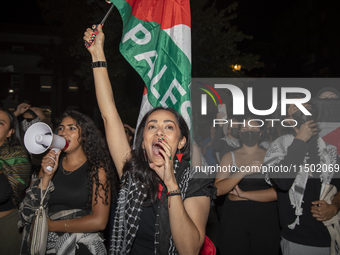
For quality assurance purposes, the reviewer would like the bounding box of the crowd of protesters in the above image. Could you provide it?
[1,24,340,255]
[196,87,340,255]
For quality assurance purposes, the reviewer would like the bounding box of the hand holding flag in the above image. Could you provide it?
[109,0,192,132]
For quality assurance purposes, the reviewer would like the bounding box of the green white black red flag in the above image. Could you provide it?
[109,0,192,130]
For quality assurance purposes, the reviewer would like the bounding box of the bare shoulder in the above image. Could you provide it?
[220,151,233,165]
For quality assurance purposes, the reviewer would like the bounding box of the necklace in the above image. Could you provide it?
[62,168,73,175]
[62,156,86,175]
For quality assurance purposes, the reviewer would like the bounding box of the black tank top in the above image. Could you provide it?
[230,151,270,191]
[49,155,90,214]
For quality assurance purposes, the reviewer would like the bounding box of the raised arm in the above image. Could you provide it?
[13,103,30,117]
[84,25,130,178]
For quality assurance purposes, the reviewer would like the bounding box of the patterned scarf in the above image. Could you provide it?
[18,179,106,255]
[0,140,31,205]
[110,160,215,254]
[21,117,40,133]
[264,134,337,229]
[46,209,106,255]
[220,136,240,148]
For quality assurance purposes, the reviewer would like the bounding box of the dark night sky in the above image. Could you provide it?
[218,0,295,43]
[2,0,339,121]
[1,1,44,25]
[2,0,294,43]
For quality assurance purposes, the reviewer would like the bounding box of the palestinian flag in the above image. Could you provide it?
[110,0,192,130]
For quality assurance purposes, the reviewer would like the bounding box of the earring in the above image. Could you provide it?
[143,149,148,162]
[176,149,183,163]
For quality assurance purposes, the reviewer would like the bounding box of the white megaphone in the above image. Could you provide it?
[24,122,69,171]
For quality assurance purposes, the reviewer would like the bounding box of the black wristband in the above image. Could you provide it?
[91,61,107,68]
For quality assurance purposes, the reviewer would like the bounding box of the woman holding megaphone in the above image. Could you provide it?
[19,110,117,255]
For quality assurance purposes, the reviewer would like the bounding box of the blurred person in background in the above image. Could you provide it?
[212,113,241,163]
[316,87,340,99]
[215,116,280,255]
[202,125,218,166]
[14,103,53,180]
[0,108,31,254]
[265,95,340,255]
[212,113,241,225]
[124,124,135,148]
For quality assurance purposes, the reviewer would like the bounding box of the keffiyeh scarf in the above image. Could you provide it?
[110,160,215,254]
[264,134,337,229]
[18,179,106,255]
[21,117,40,133]
[46,209,106,255]
[221,136,240,148]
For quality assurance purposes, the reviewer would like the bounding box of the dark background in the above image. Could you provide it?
[1,0,339,131]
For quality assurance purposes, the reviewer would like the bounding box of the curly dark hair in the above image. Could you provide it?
[56,110,117,207]
[0,108,23,146]
[121,107,191,206]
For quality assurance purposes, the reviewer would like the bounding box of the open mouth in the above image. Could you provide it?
[63,137,71,144]
[152,142,163,157]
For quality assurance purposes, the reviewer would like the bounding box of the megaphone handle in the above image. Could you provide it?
[46,148,60,171]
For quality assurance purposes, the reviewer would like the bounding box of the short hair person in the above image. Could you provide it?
[264,98,340,254]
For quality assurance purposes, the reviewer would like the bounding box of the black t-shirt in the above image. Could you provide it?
[271,137,340,247]
[49,155,90,214]
[131,198,159,254]
[131,185,206,255]
[238,174,272,191]
[0,173,15,212]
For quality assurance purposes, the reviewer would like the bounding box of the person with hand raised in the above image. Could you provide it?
[83,24,215,254]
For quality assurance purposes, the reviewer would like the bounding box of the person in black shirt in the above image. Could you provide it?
[265,96,340,255]
[212,112,241,227]
[19,110,116,254]
[84,25,215,255]
[215,117,280,255]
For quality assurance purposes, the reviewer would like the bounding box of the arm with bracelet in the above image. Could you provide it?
[84,25,213,254]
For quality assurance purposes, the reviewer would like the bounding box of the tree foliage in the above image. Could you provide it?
[35,0,263,124]
[36,0,141,124]
[191,0,263,77]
